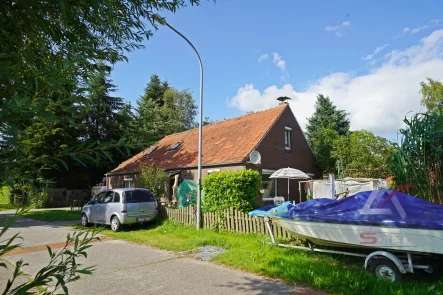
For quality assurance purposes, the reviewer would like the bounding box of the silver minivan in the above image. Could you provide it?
[81,188,158,232]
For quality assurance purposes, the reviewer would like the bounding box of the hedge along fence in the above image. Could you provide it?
[202,169,261,213]
[159,205,292,239]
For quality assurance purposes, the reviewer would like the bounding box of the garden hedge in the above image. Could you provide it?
[202,169,261,213]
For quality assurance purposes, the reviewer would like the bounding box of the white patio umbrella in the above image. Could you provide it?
[269,168,310,203]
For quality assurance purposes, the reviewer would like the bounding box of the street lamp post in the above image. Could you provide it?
[153,14,203,230]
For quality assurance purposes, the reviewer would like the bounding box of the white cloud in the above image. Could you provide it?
[228,30,443,137]
[325,21,352,37]
[258,53,268,62]
[401,19,443,36]
[362,44,388,60]
[272,52,286,71]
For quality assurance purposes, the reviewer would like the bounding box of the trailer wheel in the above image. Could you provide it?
[370,258,404,282]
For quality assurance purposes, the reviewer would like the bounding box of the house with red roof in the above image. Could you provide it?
[107,99,321,204]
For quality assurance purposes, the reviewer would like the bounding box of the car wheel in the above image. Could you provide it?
[111,216,121,232]
[370,258,403,282]
[81,214,90,227]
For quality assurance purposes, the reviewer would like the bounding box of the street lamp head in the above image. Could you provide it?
[152,13,167,25]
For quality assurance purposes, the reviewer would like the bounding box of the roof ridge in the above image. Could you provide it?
[162,104,287,139]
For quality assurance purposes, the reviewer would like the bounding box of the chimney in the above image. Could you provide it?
[277,96,291,105]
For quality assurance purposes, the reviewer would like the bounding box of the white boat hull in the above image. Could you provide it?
[274,217,443,255]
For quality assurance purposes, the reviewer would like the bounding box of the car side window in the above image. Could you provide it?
[113,192,120,203]
[103,191,114,203]
[94,191,106,204]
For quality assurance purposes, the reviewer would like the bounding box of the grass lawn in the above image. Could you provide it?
[23,210,81,222]
[82,221,443,295]
[0,204,19,211]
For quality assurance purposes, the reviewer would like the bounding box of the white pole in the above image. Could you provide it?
[329,173,335,199]
[287,178,290,201]
[153,15,203,229]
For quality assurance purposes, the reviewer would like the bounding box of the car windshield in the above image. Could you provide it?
[124,190,155,203]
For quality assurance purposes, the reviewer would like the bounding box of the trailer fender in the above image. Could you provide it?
[364,251,407,274]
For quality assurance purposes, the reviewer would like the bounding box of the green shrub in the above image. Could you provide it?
[0,187,11,204]
[29,190,48,208]
[202,169,261,213]
[140,166,169,200]
[9,184,48,208]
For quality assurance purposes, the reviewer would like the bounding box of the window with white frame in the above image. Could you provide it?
[124,178,134,188]
[284,127,292,150]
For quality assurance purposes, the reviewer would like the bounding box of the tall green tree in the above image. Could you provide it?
[306,94,350,173]
[134,75,197,144]
[141,74,170,107]
[332,130,395,179]
[83,62,125,141]
[420,78,443,113]
[161,88,197,135]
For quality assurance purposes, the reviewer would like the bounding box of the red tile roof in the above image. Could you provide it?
[108,104,288,175]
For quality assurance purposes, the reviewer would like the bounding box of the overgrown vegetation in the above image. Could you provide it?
[140,166,169,200]
[94,221,443,295]
[390,110,443,204]
[202,169,261,213]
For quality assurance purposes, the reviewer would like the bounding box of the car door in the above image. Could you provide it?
[96,190,114,224]
[89,191,106,223]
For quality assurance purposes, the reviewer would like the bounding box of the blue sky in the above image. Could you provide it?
[111,0,443,141]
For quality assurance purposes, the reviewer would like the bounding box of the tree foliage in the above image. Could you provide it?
[332,130,395,179]
[1,0,201,186]
[306,94,350,173]
[82,62,125,142]
[134,75,197,144]
[420,78,443,113]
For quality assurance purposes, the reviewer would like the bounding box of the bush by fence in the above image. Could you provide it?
[159,205,292,239]
[202,169,261,213]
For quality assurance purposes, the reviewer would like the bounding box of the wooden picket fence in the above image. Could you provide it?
[159,205,292,239]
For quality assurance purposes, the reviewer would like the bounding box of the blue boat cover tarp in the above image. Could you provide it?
[274,190,443,230]
[248,201,292,217]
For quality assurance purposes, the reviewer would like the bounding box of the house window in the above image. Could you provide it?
[124,178,134,188]
[261,169,277,201]
[285,127,292,150]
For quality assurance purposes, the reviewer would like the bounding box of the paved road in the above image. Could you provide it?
[0,212,323,295]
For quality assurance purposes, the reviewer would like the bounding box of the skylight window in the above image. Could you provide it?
[146,146,157,155]
[169,141,183,150]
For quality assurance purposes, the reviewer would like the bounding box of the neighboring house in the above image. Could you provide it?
[107,98,322,204]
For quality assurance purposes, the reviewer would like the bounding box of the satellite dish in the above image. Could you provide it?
[249,150,261,165]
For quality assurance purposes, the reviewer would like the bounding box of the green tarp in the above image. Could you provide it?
[177,179,197,208]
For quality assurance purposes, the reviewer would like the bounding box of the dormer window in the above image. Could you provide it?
[285,127,292,150]
[146,146,157,155]
[169,141,183,151]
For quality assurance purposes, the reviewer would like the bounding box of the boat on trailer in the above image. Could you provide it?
[264,189,443,282]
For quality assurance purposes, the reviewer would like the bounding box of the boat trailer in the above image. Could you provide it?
[264,217,438,282]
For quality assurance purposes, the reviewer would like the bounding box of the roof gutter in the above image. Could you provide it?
[107,161,244,176]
